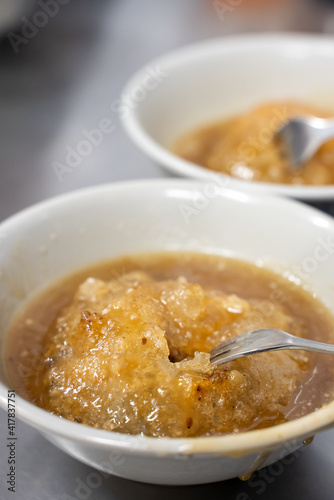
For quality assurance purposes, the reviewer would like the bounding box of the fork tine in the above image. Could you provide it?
[210,331,252,357]
[210,346,249,364]
[210,347,233,362]
[210,337,236,356]
[209,329,281,365]
[210,327,334,366]
[211,350,247,365]
[210,337,250,362]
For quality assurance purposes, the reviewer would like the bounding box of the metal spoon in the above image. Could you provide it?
[210,328,334,366]
[274,116,334,168]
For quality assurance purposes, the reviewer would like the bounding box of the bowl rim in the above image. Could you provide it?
[121,33,334,202]
[1,179,334,457]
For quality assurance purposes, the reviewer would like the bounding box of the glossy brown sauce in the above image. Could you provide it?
[5,252,334,437]
[172,102,334,185]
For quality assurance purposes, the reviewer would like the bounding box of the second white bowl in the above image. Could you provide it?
[121,34,334,201]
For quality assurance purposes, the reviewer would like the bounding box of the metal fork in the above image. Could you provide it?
[209,329,334,366]
[274,116,334,168]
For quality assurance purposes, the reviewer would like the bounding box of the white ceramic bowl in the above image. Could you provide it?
[121,34,334,202]
[1,180,334,485]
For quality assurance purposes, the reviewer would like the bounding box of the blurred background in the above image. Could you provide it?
[1,0,334,222]
[1,2,334,499]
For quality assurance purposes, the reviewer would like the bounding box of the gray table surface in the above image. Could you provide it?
[1,0,334,498]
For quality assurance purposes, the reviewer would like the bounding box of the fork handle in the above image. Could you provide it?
[287,336,334,355]
[314,118,334,145]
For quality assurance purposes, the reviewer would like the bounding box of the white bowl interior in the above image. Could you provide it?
[131,36,334,147]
